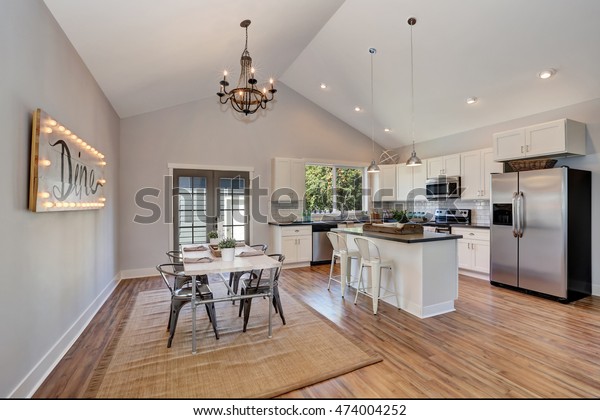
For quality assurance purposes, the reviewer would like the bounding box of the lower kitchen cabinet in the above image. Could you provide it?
[271,225,312,266]
[452,227,490,280]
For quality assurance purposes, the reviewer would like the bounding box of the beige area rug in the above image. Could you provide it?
[84,284,382,398]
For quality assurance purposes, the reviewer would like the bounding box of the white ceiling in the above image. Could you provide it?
[44,0,600,149]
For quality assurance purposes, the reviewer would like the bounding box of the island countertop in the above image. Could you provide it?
[332,226,463,243]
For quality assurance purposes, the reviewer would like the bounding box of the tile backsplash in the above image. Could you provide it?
[378,199,491,225]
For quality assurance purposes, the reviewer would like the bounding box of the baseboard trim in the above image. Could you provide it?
[459,269,489,281]
[10,273,120,398]
[120,267,158,280]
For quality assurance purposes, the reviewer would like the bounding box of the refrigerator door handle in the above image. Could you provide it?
[511,192,519,237]
[518,191,525,238]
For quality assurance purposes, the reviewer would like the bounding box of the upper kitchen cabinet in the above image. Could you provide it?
[493,119,586,161]
[461,148,503,200]
[397,161,428,202]
[427,153,461,178]
[374,164,397,201]
[271,158,306,202]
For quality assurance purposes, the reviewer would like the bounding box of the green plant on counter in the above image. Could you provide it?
[218,237,237,248]
[392,210,410,223]
[207,230,219,239]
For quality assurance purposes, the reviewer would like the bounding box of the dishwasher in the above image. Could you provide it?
[311,222,335,264]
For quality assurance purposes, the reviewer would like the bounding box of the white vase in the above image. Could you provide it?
[220,247,235,261]
[209,238,219,245]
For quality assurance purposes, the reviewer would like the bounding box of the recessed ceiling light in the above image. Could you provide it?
[384,128,391,132]
[466,97,478,105]
[537,69,556,79]
[354,106,361,112]
[320,83,327,89]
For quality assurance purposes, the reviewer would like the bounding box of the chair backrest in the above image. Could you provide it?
[353,237,381,262]
[327,232,348,253]
[254,254,285,288]
[166,250,183,264]
[249,244,268,253]
[156,263,193,294]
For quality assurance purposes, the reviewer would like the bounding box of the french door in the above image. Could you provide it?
[172,169,249,247]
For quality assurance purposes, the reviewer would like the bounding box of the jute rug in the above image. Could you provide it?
[84,284,382,398]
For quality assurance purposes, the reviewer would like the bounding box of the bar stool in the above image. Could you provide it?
[326,232,361,297]
[353,237,399,315]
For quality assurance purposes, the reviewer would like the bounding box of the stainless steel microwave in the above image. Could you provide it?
[426,176,461,200]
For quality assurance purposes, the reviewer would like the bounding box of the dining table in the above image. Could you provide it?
[181,243,282,354]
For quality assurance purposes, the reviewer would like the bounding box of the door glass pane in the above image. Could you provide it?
[219,176,247,242]
[176,175,208,246]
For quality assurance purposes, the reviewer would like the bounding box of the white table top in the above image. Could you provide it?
[181,244,280,276]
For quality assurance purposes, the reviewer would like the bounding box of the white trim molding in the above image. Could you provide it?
[10,273,120,398]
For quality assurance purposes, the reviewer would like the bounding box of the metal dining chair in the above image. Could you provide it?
[228,244,268,296]
[156,263,219,347]
[237,254,285,332]
[166,250,208,287]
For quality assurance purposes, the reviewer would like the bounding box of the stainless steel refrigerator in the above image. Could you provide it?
[490,167,591,301]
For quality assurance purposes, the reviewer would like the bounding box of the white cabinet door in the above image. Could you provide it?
[377,165,397,201]
[444,154,461,176]
[526,119,566,158]
[412,161,428,201]
[481,148,503,199]
[426,157,444,178]
[272,158,305,202]
[296,235,313,262]
[427,154,460,177]
[472,240,490,274]
[396,163,412,202]
[457,239,472,270]
[460,150,482,200]
[290,159,306,202]
[281,237,298,263]
[493,128,526,161]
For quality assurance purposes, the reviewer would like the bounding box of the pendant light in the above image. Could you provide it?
[366,47,380,173]
[406,17,422,167]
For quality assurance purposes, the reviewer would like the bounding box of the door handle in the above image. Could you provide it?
[518,192,524,238]
[511,192,519,237]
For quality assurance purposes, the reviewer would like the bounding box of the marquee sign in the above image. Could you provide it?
[28,108,107,212]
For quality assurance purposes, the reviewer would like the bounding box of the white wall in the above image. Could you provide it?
[119,84,378,273]
[396,98,600,294]
[0,1,120,397]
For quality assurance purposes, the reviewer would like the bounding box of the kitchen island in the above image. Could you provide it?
[332,226,462,318]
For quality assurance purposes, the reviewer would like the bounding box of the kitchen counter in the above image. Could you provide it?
[450,223,490,229]
[333,226,460,319]
[332,226,462,243]
[268,220,366,226]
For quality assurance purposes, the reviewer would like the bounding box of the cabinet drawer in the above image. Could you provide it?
[280,226,312,236]
[451,227,489,241]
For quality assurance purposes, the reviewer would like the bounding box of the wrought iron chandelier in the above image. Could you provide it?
[217,20,276,115]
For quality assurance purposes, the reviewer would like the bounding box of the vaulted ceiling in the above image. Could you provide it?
[44,0,600,149]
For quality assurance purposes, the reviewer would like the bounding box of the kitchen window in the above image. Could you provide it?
[305,164,364,212]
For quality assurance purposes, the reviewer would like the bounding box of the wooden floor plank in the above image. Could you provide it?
[34,265,600,398]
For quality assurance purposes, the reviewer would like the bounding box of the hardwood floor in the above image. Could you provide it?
[34,264,600,398]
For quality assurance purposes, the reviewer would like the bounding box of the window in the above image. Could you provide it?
[304,164,364,212]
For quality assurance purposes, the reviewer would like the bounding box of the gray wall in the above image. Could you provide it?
[0,1,120,397]
[396,98,600,294]
[119,84,378,273]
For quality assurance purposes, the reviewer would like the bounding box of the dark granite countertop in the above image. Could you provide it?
[269,220,367,226]
[450,223,490,229]
[332,227,462,244]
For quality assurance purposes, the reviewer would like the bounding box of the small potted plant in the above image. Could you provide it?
[392,210,410,224]
[207,230,219,245]
[218,237,237,261]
